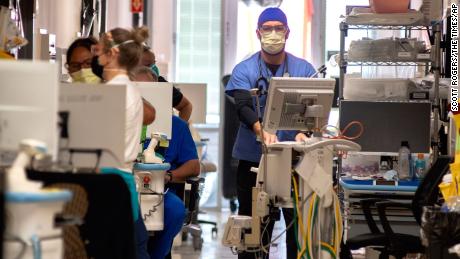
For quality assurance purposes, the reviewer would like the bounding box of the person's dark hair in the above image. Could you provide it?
[101,26,149,72]
[66,37,98,64]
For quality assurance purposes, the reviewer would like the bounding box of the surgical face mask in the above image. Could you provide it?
[71,68,101,83]
[260,31,286,55]
[91,56,104,78]
[150,64,160,77]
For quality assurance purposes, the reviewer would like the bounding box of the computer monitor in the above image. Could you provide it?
[339,100,431,154]
[263,77,336,134]
[135,82,173,138]
[0,60,59,165]
[59,83,126,168]
[173,83,207,124]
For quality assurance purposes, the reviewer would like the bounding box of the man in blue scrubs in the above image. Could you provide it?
[225,7,316,259]
[147,115,200,259]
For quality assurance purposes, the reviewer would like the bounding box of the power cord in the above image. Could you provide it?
[141,188,167,221]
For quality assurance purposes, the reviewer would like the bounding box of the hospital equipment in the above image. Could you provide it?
[4,140,72,259]
[59,83,127,168]
[0,60,59,165]
[143,133,168,164]
[173,83,207,124]
[0,60,74,258]
[133,162,170,231]
[339,100,431,154]
[135,82,173,138]
[222,77,360,259]
[135,133,170,232]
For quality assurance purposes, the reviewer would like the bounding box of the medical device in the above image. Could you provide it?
[0,60,73,258]
[134,133,171,232]
[4,140,72,259]
[59,83,127,168]
[263,77,336,134]
[222,77,360,259]
[173,83,207,124]
[339,100,431,154]
[135,82,173,138]
[143,133,168,164]
[0,60,59,165]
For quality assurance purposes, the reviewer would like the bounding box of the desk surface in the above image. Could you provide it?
[340,178,419,192]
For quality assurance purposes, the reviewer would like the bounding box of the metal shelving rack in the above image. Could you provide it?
[338,21,444,242]
[338,21,443,159]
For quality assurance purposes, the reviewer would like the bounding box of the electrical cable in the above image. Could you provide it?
[4,235,28,259]
[320,121,364,140]
[243,194,312,255]
[141,188,167,221]
[260,217,271,255]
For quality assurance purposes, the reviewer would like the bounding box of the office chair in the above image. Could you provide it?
[221,74,239,213]
[27,170,138,259]
[344,155,452,259]
[180,138,218,251]
[181,176,206,250]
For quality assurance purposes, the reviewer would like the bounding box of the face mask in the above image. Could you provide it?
[71,68,102,83]
[91,56,104,78]
[260,31,286,55]
[150,64,160,77]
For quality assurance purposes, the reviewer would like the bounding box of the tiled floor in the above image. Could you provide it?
[172,208,289,259]
[171,208,377,259]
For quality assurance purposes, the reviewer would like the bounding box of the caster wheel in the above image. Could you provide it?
[182,231,188,241]
[212,227,218,238]
[230,199,238,213]
[193,236,203,250]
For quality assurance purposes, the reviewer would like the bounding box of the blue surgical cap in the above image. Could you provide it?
[257,7,288,28]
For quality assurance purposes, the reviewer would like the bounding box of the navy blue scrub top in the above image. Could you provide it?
[226,51,316,163]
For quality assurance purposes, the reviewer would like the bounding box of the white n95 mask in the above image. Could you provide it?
[261,31,286,55]
[71,68,101,84]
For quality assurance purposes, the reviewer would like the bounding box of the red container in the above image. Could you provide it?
[369,0,410,13]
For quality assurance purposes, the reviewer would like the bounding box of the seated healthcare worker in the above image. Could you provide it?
[131,66,200,259]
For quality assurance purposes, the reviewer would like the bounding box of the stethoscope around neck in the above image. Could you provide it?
[255,52,289,96]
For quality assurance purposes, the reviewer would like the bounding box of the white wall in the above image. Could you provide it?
[150,0,175,79]
[221,0,238,75]
[36,0,81,48]
[106,0,133,30]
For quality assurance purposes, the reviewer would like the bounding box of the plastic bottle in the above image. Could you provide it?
[414,153,426,178]
[398,141,411,180]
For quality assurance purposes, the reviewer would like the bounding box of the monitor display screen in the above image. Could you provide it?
[339,101,431,153]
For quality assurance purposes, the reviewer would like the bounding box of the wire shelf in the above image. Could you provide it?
[345,60,431,66]
[344,24,430,31]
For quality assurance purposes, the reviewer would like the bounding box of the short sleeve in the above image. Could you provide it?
[304,62,317,78]
[175,117,198,165]
[172,86,183,107]
[226,62,252,96]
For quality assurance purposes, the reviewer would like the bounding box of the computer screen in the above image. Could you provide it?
[174,83,207,124]
[339,100,431,153]
[263,77,335,134]
[59,83,126,168]
[0,60,59,165]
[135,82,173,138]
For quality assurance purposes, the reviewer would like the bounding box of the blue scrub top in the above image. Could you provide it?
[164,116,199,170]
[226,51,316,163]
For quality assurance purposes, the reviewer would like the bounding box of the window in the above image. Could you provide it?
[175,0,221,124]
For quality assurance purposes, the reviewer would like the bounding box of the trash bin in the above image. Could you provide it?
[421,206,460,259]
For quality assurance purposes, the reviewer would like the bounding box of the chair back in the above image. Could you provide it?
[412,155,452,225]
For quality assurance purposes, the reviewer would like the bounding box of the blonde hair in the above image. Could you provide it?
[101,26,149,71]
